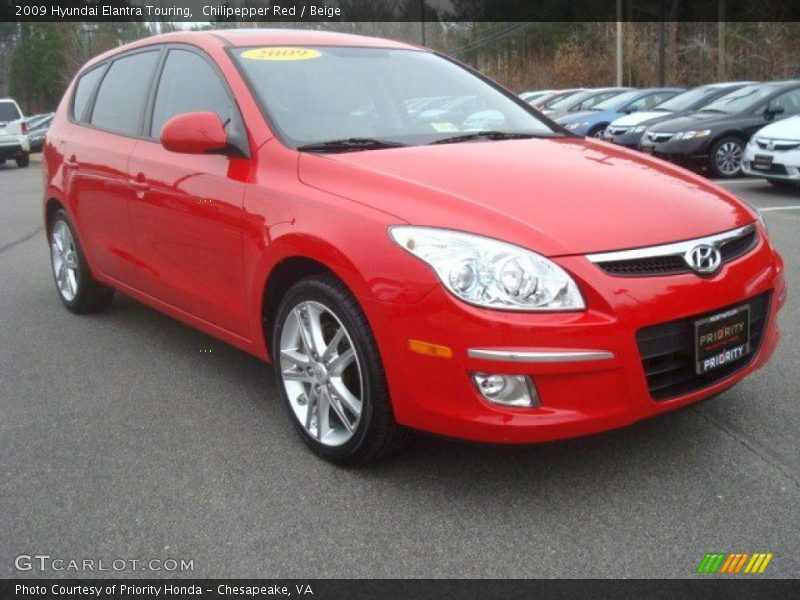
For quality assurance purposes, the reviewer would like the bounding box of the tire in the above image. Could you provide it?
[588,125,607,139]
[16,152,29,168]
[708,136,744,178]
[48,209,114,314]
[767,179,798,190]
[271,273,407,466]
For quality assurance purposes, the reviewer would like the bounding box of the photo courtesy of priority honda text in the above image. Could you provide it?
[43,29,786,465]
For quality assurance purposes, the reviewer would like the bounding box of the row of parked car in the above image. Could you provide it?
[520,80,800,186]
[0,97,54,168]
[521,82,800,185]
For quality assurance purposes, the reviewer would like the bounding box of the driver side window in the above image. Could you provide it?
[150,49,234,139]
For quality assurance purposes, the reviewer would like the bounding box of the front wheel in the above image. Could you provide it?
[588,125,607,139]
[48,209,114,313]
[709,137,744,178]
[272,274,406,466]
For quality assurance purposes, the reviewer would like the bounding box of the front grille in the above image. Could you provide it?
[596,226,758,278]
[748,161,788,175]
[755,138,800,151]
[648,131,673,142]
[608,126,629,135]
[636,292,770,401]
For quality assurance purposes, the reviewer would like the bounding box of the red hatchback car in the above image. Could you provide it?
[43,30,786,465]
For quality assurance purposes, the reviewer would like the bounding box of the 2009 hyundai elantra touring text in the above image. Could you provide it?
[43,30,786,465]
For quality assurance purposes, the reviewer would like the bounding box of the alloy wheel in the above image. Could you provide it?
[715,141,743,176]
[50,220,79,302]
[279,300,363,447]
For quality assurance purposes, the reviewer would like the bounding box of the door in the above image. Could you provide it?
[66,50,160,283]
[127,47,250,337]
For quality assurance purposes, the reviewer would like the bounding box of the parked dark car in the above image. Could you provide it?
[27,112,54,152]
[640,81,800,178]
[542,87,632,119]
[604,82,755,148]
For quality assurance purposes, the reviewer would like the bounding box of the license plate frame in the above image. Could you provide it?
[752,154,774,171]
[694,305,751,375]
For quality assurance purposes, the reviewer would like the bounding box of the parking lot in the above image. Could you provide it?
[1,157,798,578]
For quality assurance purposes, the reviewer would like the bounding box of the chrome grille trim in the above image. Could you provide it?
[587,224,758,272]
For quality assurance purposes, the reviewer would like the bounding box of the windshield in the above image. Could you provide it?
[654,86,716,112]
[0,101,21,123]
[592,90,640,111]
[700,84,778,114]
[233,46,558,149]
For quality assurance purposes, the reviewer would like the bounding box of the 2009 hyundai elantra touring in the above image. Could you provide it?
[43,30,786,465]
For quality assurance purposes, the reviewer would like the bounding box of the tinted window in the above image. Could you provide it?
[0,101,22,122]
[769,88,800,115]
[151,49,234,138]
[72,66,104,122]
[700,84,779,114]
[90,51,159,135]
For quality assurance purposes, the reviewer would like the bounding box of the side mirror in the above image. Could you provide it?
[160,111,228,155]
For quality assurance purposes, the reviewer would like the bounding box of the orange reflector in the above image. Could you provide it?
[408,339,453,359]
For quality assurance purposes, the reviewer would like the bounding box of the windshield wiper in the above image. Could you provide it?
[297,138,406,153]
[430,131,541,145]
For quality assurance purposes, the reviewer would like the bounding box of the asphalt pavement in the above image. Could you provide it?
[1,157,798,578]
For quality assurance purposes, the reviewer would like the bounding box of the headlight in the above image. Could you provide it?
[632,125,647,133]
[389,226,585,311]
[674,129,711,140]
[566,121,589,130]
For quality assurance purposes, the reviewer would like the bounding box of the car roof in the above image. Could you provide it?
[86,28,421,68]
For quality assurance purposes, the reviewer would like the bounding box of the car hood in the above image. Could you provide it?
[610,110,671,127]
[649,110,751,133]
[752,115,800,139]
[556,110,606,124]
[297,137,755,256]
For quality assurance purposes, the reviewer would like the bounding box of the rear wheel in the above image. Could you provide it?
[16,152,29,168]
[272,274,406,466]
[708,137,744,178]
[48,209,114,313]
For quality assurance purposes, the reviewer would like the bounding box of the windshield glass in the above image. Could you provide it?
[700,84,777,114]
[654,86,715,112]
[0,102,21,122]
[233,46,558,148]
[592,90,640,110]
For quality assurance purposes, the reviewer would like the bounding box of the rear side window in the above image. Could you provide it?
[150,49,234,138]
[0,101,22,123]
[90,50,160,136]
[71,66,104,122]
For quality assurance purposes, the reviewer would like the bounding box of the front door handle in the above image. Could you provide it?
[129,174,150,192]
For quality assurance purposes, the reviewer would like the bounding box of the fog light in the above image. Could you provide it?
[472,373,538,407]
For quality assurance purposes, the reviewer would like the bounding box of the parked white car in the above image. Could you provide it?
[743,114,800,188]
[0,98,30,168]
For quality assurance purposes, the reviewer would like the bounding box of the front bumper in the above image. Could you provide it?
[605,130,646,148]
[361,235,785,443]
[639,137,711,168]
[742,146,800,180]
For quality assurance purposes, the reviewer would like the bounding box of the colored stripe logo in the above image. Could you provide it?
[696,552,773,574]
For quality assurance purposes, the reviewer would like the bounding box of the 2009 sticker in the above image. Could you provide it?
[241,47,322,61]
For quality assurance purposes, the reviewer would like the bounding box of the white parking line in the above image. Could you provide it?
[758,206,800,212]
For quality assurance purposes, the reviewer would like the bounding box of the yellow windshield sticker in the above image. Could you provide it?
[431,122,459,133]
[241,47,321,61]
